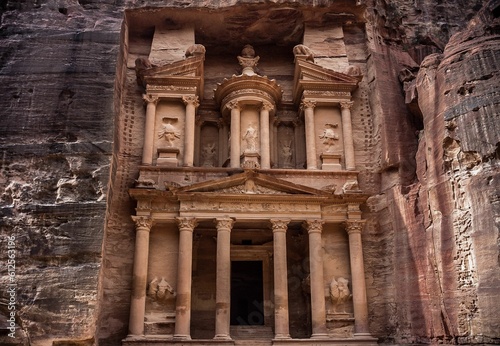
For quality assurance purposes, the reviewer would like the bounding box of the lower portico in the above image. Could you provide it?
[123,169,377,345]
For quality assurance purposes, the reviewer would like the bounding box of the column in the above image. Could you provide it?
[346,220,370,336]
[228,101,241,168]
[214,217,234,340]
[304,219,328,338]
[301,100,318,169]
[271,219,291,339]
[182,95,200,167]
[340,101,356,170]
[260,101,273,169]
[174,217,198,340]
[142,94,159,165]
[128,216,153,336]
[194,116,202,166]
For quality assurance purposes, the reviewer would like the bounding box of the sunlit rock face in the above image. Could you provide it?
[0,0,498,345]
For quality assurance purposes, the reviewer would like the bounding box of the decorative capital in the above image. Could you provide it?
[261,101,274,112]
[215,217,235,231]
[176,217,198,231]
[340,101,354,110]
[227,100,241,111]
[303,219,324,234]
[300,99,316,110]
[182,95,200,108]
[345,220,366,234]
[143,94,159,105]
[131,216,153,231]
[271,219,290,233]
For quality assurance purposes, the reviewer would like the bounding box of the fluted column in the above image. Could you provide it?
[340,101,355,170]
[228,101,241,168]
[260,101,273,169]
[214,217,234,340]
[174,217,198,340]
[271,219,291,339]
[128,216,153,336]
[142,94,159,165]
[304,219,327,338]
[346,220,370,335]
[182,96,199,167]
[301,100,318,169]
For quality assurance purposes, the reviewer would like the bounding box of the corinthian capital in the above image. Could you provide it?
[261,101,274,112]
[182,95,200,108]
[271,219,290,233]
[345,220,366,234]
[300,99,316,110]
[143,94,159,105]
[303,219,324,234]
[131,216,153,231]
[216,217,235,231]
[176,217,198,231]
[340,101,354,110]
[226,100,241,111]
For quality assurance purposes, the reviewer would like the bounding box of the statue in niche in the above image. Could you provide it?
[158,117,180,147]
[280,140,293,168]
[329,277,352,313]
[243,124,258,153]
[319,123,339,153]
[201,142,216,167]
[148,277,176,302]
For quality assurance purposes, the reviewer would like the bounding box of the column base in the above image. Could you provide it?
[353,333,377,339]
[274,334,291,339]
[173,334,191,341]
[213,334,232,340]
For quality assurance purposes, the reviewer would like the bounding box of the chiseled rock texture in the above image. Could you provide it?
[0,0,498,345]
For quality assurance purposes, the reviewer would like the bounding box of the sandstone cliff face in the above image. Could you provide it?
[0,0,498,345]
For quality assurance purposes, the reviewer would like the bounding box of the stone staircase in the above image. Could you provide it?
[231,325,273,345]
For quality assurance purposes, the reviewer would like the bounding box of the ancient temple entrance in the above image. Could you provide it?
[230,261,264,326]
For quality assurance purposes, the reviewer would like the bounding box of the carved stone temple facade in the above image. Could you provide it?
[123,20,376,346]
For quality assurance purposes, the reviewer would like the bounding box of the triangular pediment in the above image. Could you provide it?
[174,171,330,196]
[293,58,360,104]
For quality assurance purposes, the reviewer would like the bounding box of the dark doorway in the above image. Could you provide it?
[230,261,264,325]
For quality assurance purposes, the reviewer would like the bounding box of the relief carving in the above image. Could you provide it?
[158,117,180,147]
[201,142,217,167]
[280,140,293,168]
[243,124,258,153]
[293,44,315,62]
[148,277,176,302]
[319,123,339,153]
[329,277,352,313]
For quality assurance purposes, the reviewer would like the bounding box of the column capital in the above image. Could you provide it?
[182,95,200,108]
[261,101,274,112]
[300,99,317,110]
[215,217,235,231]
[227,100,241,111]
[271,219,290,233]
[131,216,153,231]
[303,219,324,234]
[340,101,354,110]
[345,220,366,234]
[176,217,198,231]
[143,94,159,105]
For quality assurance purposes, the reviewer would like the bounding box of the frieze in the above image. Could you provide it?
[180,200,320,213]
[146,85,197,92]
[215,183,288,195]
[303,90,351,97]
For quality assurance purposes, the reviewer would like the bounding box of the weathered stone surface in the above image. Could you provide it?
[0,0,499,345]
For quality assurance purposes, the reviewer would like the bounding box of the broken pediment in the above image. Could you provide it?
[174,171,330,196]
[135,49,205,99]
[292,56,361,105]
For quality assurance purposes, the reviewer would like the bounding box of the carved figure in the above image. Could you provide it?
[293,44,314,62]
[148,277,176,301]
[280,140,293,167]
[319,123,339,153]
[158,118,180,147]
[342,180,360,193]
[329,277,352,313]
[185,44,206,58]
[201,142,216,167]
[243,124,258,153]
